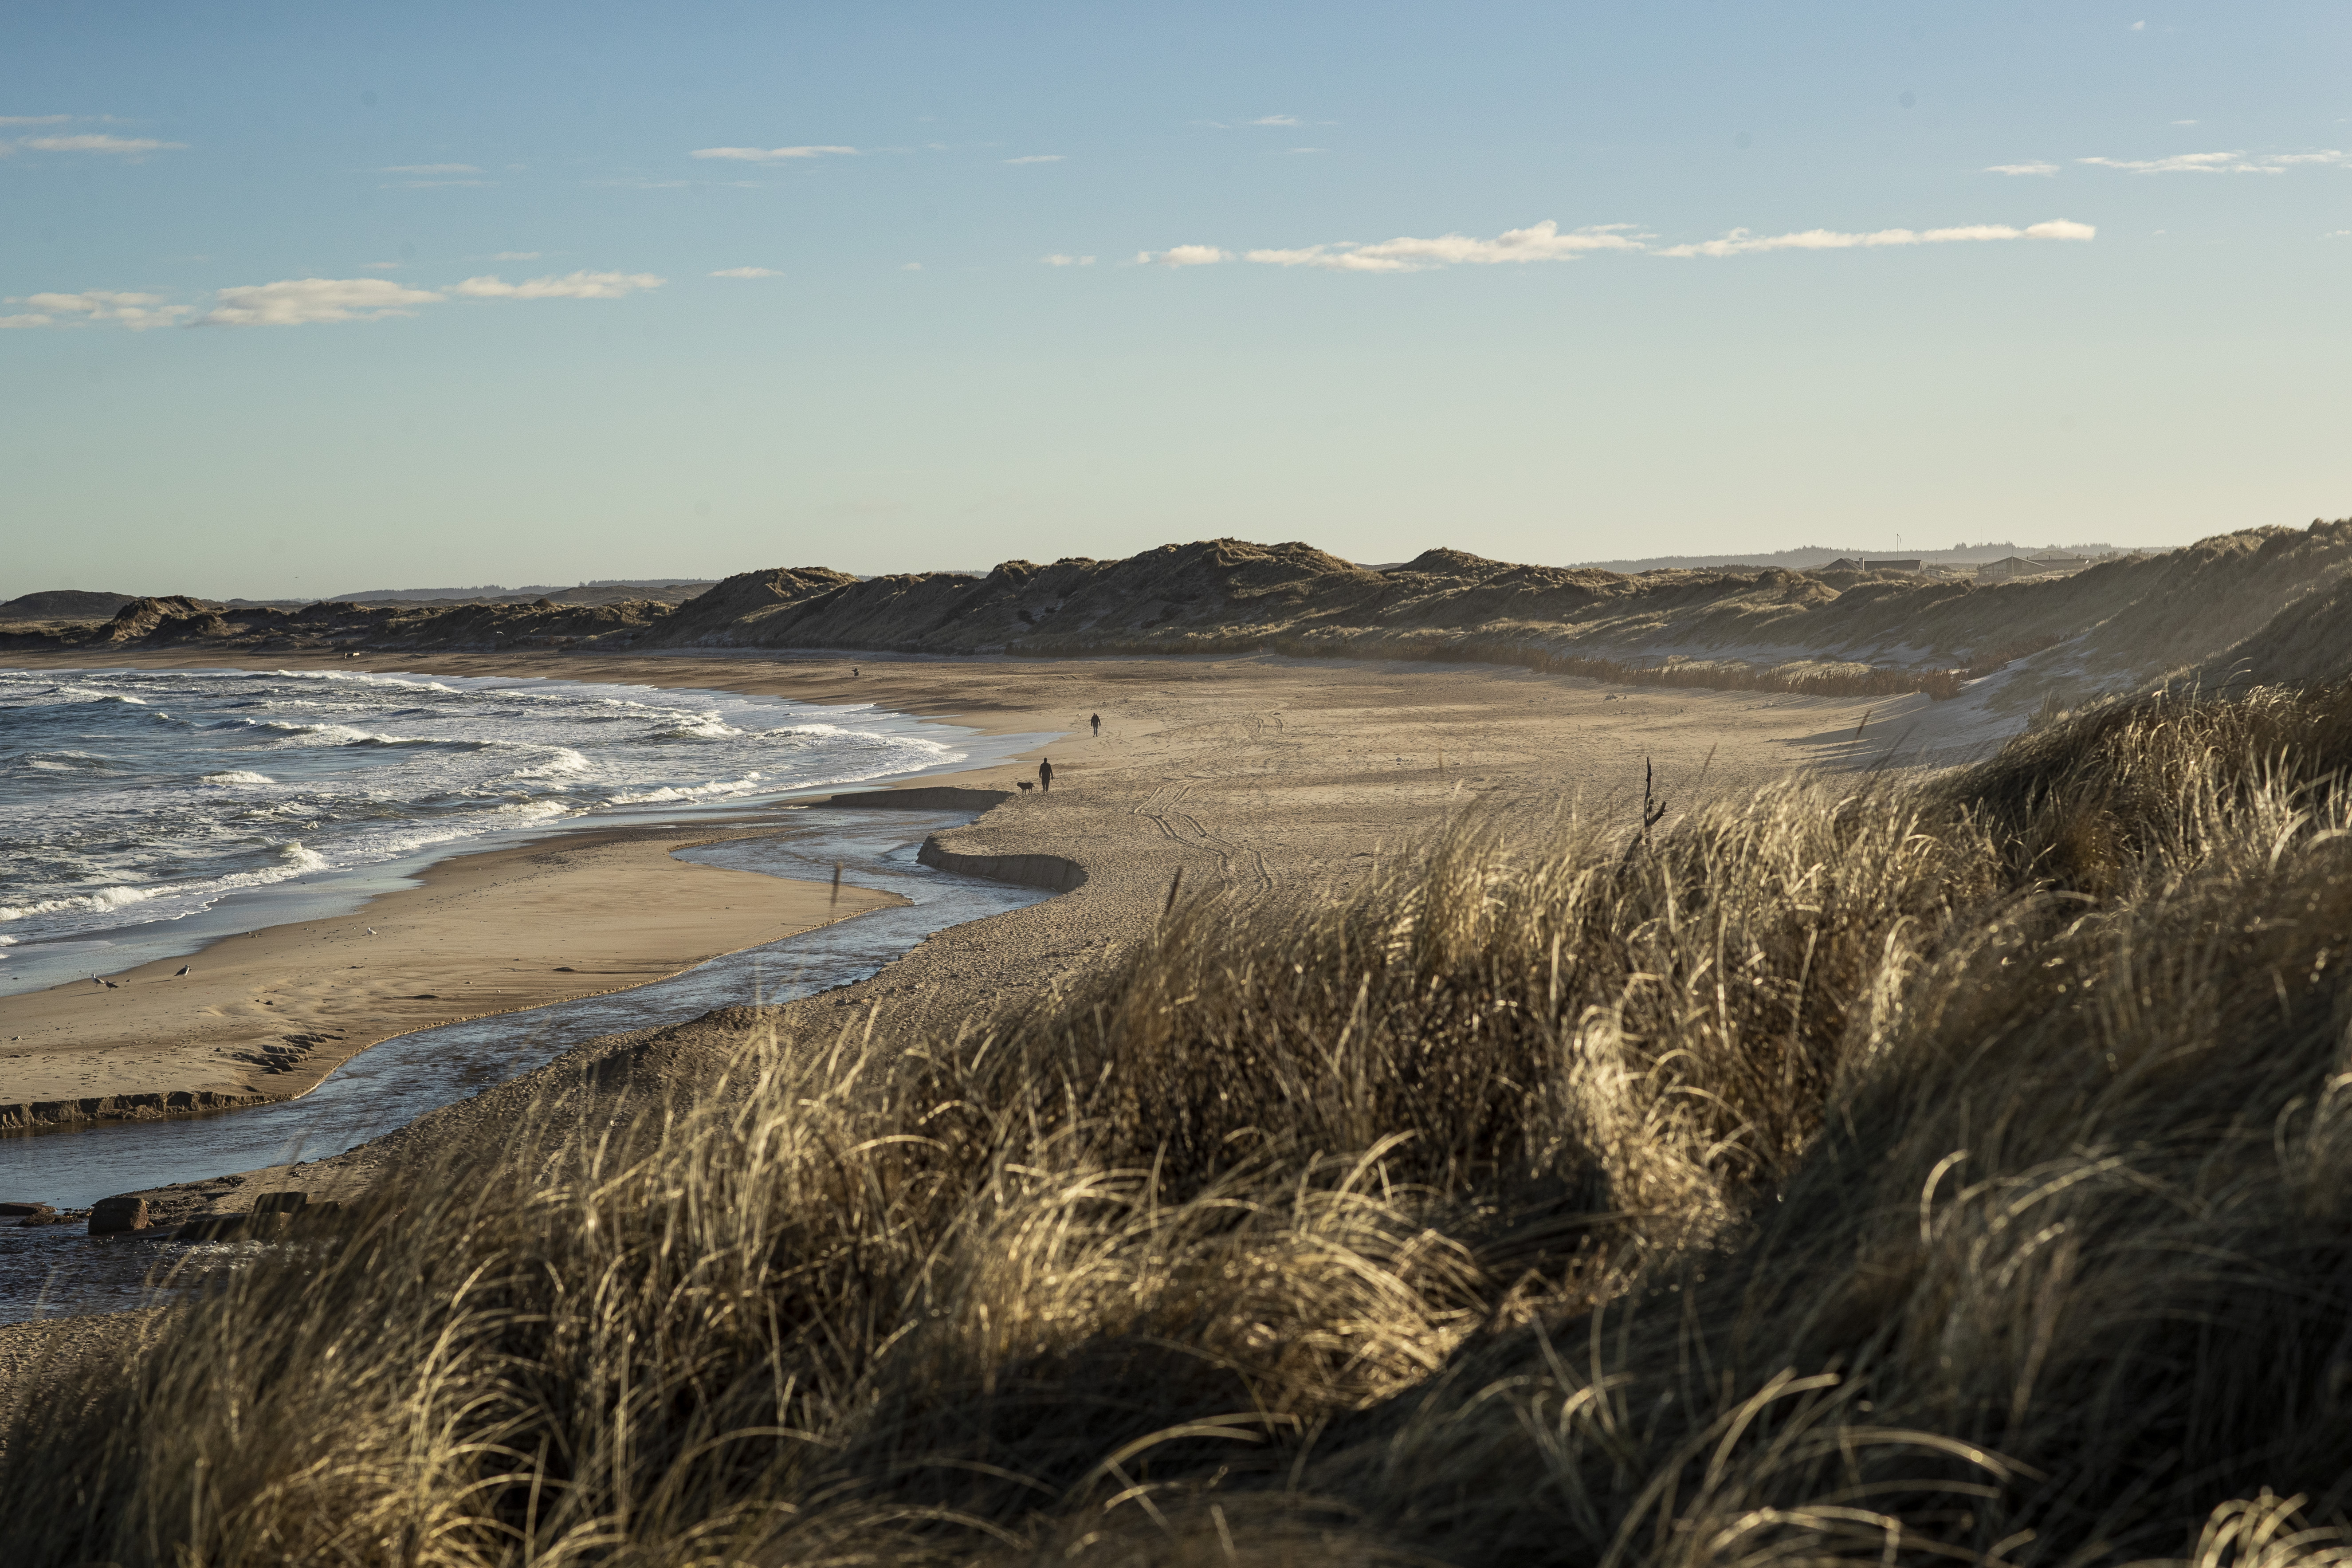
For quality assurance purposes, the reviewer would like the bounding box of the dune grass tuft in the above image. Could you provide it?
[14,684,2352,1567]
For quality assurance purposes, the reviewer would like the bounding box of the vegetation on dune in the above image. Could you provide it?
[17,686,2352,1566]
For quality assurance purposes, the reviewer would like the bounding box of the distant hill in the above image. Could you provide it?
[0,589,138,620]
[15,526,2352,722]
[1568,544,2143,573]
[329,580,718,606]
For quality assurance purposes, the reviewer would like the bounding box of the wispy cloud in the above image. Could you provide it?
[2172,119,2200,126]
[15,133,185,155]
[1042,254,1096,267]
[452,271,663,299]
[1250,115,1301,126]
[2080,149,2348,173]
[1247,220,1646,272]
[385,179,494,188]
[709,266,780,278]
[197,278,443,326]
[1136,245,1234,267]
[1656,219,2093,258]
[689,144,856,162]
[1004,153,1064,164]
[0,114,71,126]
[382,162,480,174]
[900,262,923,271]
[2,289,192,329]
[1985,161,2059,176]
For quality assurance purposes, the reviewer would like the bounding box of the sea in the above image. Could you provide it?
[0,663,1022,995]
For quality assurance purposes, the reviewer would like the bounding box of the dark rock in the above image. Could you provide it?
[89,1195,150,1234]
[0,1202,55,1217]
[253,1191,309,1214]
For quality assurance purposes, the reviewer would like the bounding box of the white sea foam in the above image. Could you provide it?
[0,664,973,948]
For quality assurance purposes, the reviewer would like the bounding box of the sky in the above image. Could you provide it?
[2,2,2347,600]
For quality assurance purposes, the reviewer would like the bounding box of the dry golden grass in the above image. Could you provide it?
[14,685,2352,1567]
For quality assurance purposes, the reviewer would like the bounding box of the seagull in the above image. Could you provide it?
[102,979,120,989]
[175,965,192,978]
[365,927,377,936]
[90,976,104,988]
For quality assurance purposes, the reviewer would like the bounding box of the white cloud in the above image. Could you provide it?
[490,251,541,261]
[382,163,479,174]
[2173,119,2200,126]
[1247,220,1645,272]
[16,133,185,154]
[2080,149,2349,174]
[1004,153,1064,164]
[1250,115,1301,126]
[1985,162,2059,176]
[9,289,192,329]
[1655,218,2093,258]
[900,262,923,271]
[710,266,780,278]
[1042,254,1096,267]
[1137,244,1233,267]
[689,144,856,162]
[2131,19,2146,29]
[196,278,444,326]
[451,270,663,299]
[385,178,493,188]
[0,115,71,126]
[0,312,51,328]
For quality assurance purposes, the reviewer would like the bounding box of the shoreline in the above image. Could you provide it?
[0,650,1068,1128]
[0,644,1941,1150]
[0,820,906,1130]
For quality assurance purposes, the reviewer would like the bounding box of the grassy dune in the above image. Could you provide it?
[16,687,2352,1566]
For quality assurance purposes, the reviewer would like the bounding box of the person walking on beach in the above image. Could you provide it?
[1038,758,1054,793]
[1089,713,1100,737]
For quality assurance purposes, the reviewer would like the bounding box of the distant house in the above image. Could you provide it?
[1822,558,1865,572]
[1976,555,2047,583]
[1863,559,1922,573]
[2031,552,2093,573]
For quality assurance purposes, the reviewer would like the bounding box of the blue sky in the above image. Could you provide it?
[3,2,2347,598]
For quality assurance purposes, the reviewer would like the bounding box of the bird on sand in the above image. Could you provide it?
[102,979,120,989]
[175,965,192,978]
[89,975,103,988]
[365,927,377,936]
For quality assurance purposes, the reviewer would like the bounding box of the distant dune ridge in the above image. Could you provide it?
[7,522,2350,703]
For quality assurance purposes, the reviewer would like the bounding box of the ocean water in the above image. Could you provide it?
[1,664,1008,993]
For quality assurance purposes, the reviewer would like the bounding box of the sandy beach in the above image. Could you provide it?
[0,824,903,1124]
[0,644,1926,1140]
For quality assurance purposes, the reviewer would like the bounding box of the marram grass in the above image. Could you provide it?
[15,684,2352,1568]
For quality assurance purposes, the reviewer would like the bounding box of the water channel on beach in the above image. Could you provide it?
[0,807,1051,1324]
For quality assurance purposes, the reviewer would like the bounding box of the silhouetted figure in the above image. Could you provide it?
[852,667,859,677]
[1039,758,1054,793]
[1090,713,1100,737]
